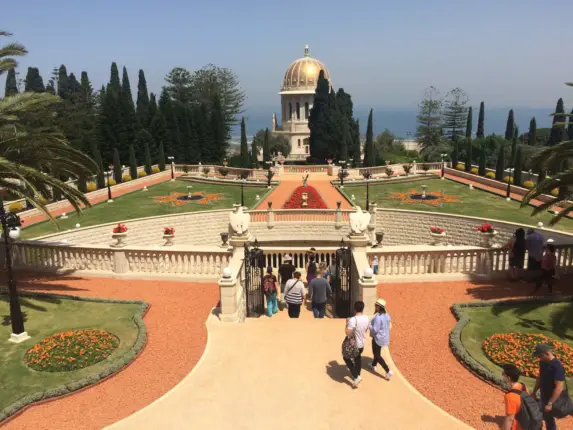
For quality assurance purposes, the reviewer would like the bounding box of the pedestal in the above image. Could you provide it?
[9,332,31,343]
[348,234,370,249]
[229,233,251,248]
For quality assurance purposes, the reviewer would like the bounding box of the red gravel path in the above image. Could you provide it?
[379,277,573,429]
[1,273,218,430]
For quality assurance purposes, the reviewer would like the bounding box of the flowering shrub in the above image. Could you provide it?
[430,227,445,234]
[483,332,573,378]
[503,176,514,184]
[108,178,117,186]
[456,163,464,170]
[523,180,534,189]
[551,188,559,197]
[113,223,128,233]
[471,167,479,174]
[152,166,160,173]
[282,185,327,209]
[122,174,132,182]
[8,202,25,213]
[485,172,495,179]
[138,171,147,178]
[164,227,175,235]
[475,222,494,233]
[86,182,97,192]
[24,329,119,372]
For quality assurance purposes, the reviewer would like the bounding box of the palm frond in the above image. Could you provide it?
[0,42,28,58]
[0,92,62,122]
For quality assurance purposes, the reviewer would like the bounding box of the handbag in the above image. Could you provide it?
[552,381,573,419]
[341,317,360,359]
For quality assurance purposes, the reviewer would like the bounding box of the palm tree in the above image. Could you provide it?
[0,31,98,219]
[522,83,573,225]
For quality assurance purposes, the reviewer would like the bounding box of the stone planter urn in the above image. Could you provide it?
[163,234,175,246]
[301,192,308,208]
[430,232,446,246]
[479,231,497,248]
[111,232,127,248]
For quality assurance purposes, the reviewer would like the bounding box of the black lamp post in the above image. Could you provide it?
[240,179,245,207]
[506,166,514,199]
[339,160,347,187]
[168,156,175,180]
[106,164,113,202]
[363,171,372,210]
[0,191,26,340]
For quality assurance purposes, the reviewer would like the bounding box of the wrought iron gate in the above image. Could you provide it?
[244,241,265,317]
[333,241,352,318]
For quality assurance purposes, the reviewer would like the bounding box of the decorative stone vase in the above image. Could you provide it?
[479,231,497,248]
[430,232,446,246]
[163,234,175,246]
[301,192,308,208]
[111,232,127,248]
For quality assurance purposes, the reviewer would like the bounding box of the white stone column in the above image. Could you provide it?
[218,250,245,323]
[112,249,129,274]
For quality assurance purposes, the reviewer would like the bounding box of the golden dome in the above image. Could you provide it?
[281,45,330,93]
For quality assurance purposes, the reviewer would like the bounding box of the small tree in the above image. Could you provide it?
[112,148,122,184]
[218,167,229,177]
[158,142,166,171]
[144,141,152,175]
[402,164,412,176]
[129,145,138,180]
[384,166,394,177]
[266,169,275,187]
[495,144,505,181]
[421,164,430,174]
[514,146,523,186]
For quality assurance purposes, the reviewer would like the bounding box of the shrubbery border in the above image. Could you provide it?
[0,291,150,423]
[449,296,573,390]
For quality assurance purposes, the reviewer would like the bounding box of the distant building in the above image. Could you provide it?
[271,45,331,160]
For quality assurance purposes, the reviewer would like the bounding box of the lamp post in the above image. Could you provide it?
[167,156,175,181]
[240,178,245,207]
[106,164,113,202]
[0,190,27,342]
[349,157,354,169]
[339,160,347,187]
[440,153,448,178]
[506,166,514,200]
[363,171,372,210]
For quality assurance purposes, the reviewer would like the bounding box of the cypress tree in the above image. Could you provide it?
[24,67,45,92]
[511,125,518,164]
[210,95,227,162]
[548,98,567,146]
[150,109,169,161]
[240,117,249,167]
[158,88,180,157]
[514,146,523,186]
[135,129,154,174]
[476,101,485,139]
[528,117,537,146]
[128,144,138,179]
[119,66,137,160]
[5,68,18,96]
[465,106,473,138]
[504,109,515,141]
[136,69,150,127]
[568,108,573,140]
[77,173,88,193]
[363,109,374,167]
[464,106,473,172]
[351,119,361,166]
[308,70,331,159]
[97,83,121,162]
[158,142,166,171]
[148,93,158,126]
[109,62,121,92]
[341,120,350,162]
[112,148,122,183]
[57,65,69,99]
[94,149,106,189]
[80,71,93,98]
[144,140,152,175]
[495,143,505,181]
[262,128,271,165]
[478,146,486,176]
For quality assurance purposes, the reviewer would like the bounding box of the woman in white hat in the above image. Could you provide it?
[368,298,393,380]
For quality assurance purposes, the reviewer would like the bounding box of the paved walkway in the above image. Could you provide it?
[256,172,352,210]
[107,309,470,430]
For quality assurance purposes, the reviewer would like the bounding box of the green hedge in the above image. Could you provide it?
[0,292,149,423]
[449,296,573,391]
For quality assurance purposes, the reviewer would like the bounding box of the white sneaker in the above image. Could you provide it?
[352,376,362,387]
[386,370,393,380]
[369,364,377,372]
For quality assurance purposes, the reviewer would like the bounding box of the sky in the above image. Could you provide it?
[2,0,573,119]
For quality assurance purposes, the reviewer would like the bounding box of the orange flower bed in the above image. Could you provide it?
[24,329,119,372]
[483,332,573,378]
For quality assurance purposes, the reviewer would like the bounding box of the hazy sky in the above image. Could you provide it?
[2,0,572,112]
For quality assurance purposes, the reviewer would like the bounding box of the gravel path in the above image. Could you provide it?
[1,274,218,430]
[379,277,573,429]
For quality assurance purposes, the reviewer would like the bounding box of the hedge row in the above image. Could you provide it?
[449,296,573,391]
[0,291,150,423]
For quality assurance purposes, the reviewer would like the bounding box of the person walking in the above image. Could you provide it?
[368,299,393,380]
[526,228,544,275]
[533,243,556,295]
[278,254,296,305]
[505,228,526,281]
[283,271,306,318]
[308,271,332,318]
[306,254,318,285]
[532,343,567,430]
[344,301,370,387]
[263,266,278,317]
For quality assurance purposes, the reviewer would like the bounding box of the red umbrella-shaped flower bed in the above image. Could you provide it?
[282,185,327,209]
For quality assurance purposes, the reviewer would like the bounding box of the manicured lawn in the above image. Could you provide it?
[343,177,573,233]
[0,294,141,412]
[461,302,573,395]
[22,179,268,239]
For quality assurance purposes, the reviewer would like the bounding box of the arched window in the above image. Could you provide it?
[298,139,301,148]
[289,103,292,119]
[305,102,309,119]
[296,102,300,120]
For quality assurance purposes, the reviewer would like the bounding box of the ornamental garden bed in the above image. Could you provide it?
[450,297,573,397]
[282,185,327,209]
[0,292,148,422]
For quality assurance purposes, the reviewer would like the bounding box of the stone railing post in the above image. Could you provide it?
[112,249,129,274]
[266,202,274,229]
[368,203,377,244]
[334,202,342,229]
[218,250,245,323]
[351,247,377,312]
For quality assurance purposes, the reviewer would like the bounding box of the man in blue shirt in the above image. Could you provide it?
[531,344,566,430]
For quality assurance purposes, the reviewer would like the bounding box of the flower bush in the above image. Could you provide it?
[108,178,117,186]
[112,223,128,234]
[523,180,534,189]
[551,188,559,197]
[282,185,327,209]
[456,163,464,170]
[24,329,119,372]
[485,172,495,179]
[430,227,445,234]
[86,182,97,192]
[503,176,514,184]
[122,174,132,182]
[483,332,573,378]
[476,222,494,233]
[138,171,147,178]
[471,167,479,174]
[164,227,175,235]
[151,166,160,174]
[8,202,25,213]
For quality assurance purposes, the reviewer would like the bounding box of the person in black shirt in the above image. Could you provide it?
[532,343,566,430]
[278,254,296,301]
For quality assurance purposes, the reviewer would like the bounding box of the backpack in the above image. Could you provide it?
[341,317,360,359]
[263,276,276,295]
[308,261,317,275]
[510,384,543,430]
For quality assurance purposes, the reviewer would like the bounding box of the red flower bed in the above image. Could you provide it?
[282,185,327,209]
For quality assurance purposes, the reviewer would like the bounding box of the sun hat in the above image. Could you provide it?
[283,254,292,261]
[375,298,387,309]
[533,343,551,357]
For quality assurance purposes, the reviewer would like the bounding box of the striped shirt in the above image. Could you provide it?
[283,279,305,304]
